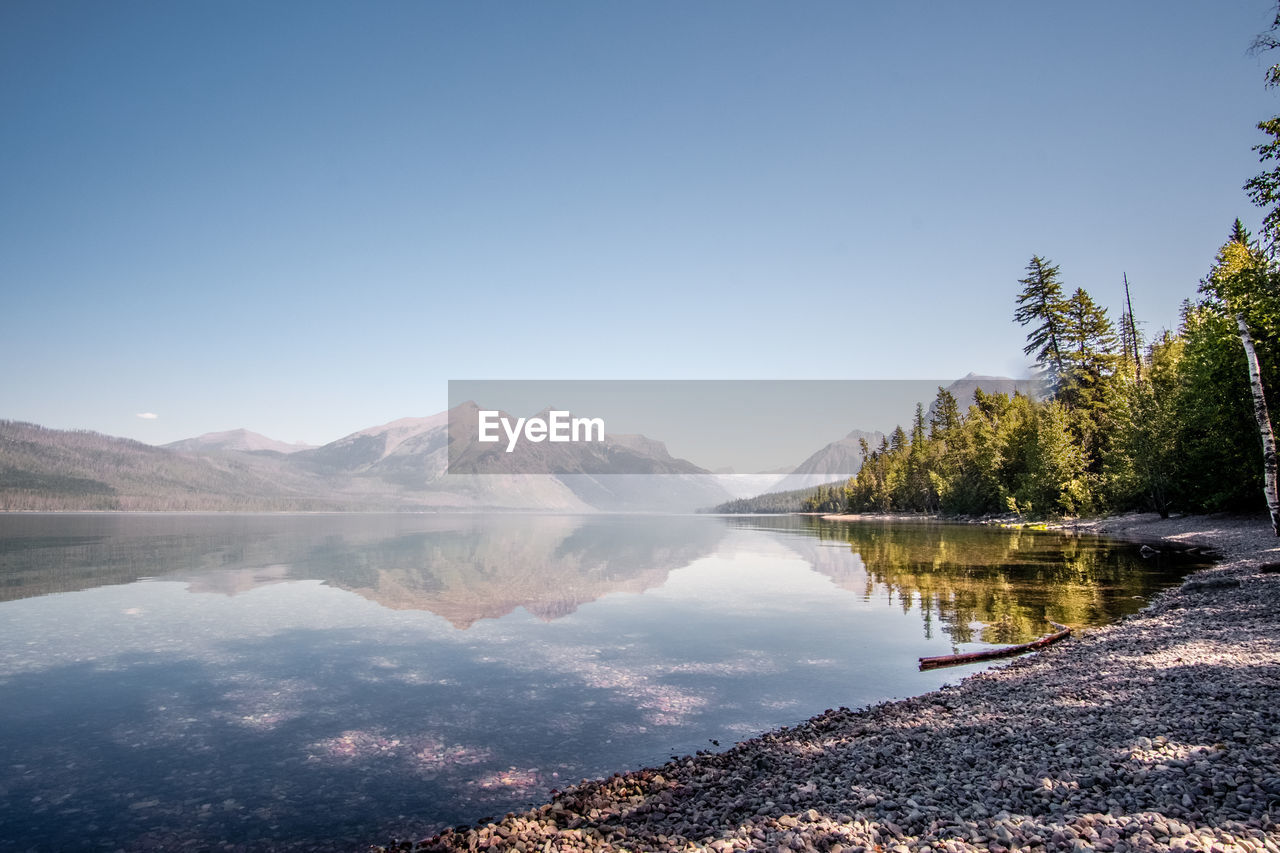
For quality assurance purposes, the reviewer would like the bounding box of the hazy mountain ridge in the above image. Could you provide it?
[764,427,886,495]
[937,373,1036,412]
[2,377,1017,512]
[165,428,316,455]
[0,412,722,512]
[295,413,450,473]
[707,374,1024,512]
[0,420,337,512]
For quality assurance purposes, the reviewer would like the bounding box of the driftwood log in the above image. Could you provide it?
[918,623,1071,671]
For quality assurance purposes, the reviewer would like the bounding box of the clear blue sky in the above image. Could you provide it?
[3,0,1278,446]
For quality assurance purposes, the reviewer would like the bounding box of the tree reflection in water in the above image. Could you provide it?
[728,516,1212,648]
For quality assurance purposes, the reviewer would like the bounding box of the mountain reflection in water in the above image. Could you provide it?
[0,514,724,626]
[0,513,1208,851]
[1,514,1206,645]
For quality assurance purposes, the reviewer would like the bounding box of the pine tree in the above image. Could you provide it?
[1061,287,1120,381]
[1173,300,1263,511]
[1246,6,1280,249]
[1244,119,1280,249]
[1110,332,1181,516]
[905,403,935,511]
[929,388,961,440]
[1013,256,1069,386]
[889,426,908,453]
[1205,220,1280,535]
[1016,401,1088,517]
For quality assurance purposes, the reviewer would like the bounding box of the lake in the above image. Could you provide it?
[0,513,1208,852]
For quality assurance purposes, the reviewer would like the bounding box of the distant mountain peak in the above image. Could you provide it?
[352,412,448,439]
[166,429,315,455]
[941,374,1034,407]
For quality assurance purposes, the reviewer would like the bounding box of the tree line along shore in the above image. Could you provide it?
[761,225,1278,528]
[721,10,1280,530]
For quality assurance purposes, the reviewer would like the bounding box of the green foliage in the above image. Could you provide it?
[692,9,1280,523]
[1105,333,1181,516]
[1244,118,1280,246]
[1013,255,1068,383]
[1247,6,1280,245]
[1016,401,1091,517]
[846,388,1087,519]
[707,482,848,514]
[1060,287,1120,389]
[803,483,849,513]
[1165,305,1261,510]
[840,223,1280,520]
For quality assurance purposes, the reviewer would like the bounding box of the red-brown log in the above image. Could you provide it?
[918,624,1071,671]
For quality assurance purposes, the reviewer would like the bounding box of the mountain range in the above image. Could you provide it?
[165,428,317,455]
[0,376,1019,512]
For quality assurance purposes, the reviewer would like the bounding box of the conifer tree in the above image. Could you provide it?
[1013,256,1069,386]
[1244,119,1280,249]
[1246,5,1280,250]
[1172,300,1263,512]
[1205,221,1280,535]
[1061,287,1120,382]
[929,388,960,440]
[1110,332,1181,516]
[889,426,908,453]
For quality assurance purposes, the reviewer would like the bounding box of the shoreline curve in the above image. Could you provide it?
[383,512,1280,853]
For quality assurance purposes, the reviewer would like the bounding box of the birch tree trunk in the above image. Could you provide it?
[1235,311,1280,536]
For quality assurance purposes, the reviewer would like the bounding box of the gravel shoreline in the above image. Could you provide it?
[383,513,1280,853]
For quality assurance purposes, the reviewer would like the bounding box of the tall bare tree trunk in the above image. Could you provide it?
[1235,311,1280,535]
[1124,273,1141,382]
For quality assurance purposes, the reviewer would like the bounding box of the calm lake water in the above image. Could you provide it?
[0,513,1209,852]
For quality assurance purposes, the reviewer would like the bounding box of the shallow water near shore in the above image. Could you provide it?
[0,513,1210,851]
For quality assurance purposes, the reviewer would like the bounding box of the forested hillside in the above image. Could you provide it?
[706,481,848,514]
[0,421,339,511]
[814,12,1280,524]
[837,231,1279,519]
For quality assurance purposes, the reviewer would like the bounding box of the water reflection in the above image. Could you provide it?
[0,513,1208,851]
[0,514,724,625]
[0,515,1205,648]
[728,516,1212,645]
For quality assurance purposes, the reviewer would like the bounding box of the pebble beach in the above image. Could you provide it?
[383,513,1280,853]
